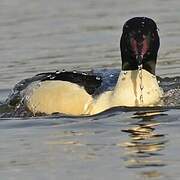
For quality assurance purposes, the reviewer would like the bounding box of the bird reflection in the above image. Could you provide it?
[121,110,168,172]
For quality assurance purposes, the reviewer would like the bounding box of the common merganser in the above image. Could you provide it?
[22,17,163,116]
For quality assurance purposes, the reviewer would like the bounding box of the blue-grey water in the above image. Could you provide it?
[0,0,180,179]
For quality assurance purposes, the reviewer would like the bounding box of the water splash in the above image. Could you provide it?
[138,64,144,105]
[0,68,180,118]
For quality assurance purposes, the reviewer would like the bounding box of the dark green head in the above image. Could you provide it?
[120,17,160,75]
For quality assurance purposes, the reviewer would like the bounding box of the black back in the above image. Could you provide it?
[38,70,102,95]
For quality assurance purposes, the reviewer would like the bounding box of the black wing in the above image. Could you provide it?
[6,70,102,107]
[38,70,102,95]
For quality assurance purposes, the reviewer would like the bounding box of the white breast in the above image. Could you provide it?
[90,69,163,115]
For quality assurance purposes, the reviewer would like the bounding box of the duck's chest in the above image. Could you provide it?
[111,70,163,106]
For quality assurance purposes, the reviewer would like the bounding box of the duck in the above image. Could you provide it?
[20,17,163,116]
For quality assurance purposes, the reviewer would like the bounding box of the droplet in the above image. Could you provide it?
[55,70,60,74]
[140,84,144,90]
[140,95,143,103]
[96,77,101,80]
[50,76,55,80]
[82,72,87,75]
[138,64,143,71]
[36,82,41,87]
[73,70,77,73]
[62,69,66,72]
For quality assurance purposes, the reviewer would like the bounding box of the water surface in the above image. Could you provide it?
[0,0,180,179]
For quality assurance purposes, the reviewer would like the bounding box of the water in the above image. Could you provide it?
[0,0,180,179]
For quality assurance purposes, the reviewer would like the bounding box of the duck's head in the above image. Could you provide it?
[120,17,160,75]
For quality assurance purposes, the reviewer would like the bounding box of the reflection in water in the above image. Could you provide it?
[121,111,168,178]
[45,129,105,161]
